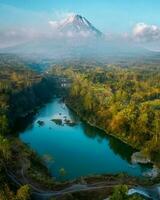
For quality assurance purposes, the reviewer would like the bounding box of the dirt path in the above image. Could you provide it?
[6,168,119,199]
[6,164,160,200]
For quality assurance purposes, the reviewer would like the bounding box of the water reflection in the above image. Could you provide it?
[108,136,134,163]
[13,114,35,134]
[19,98,152,180]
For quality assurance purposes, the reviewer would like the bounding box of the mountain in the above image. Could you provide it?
[0,14,155,63]
[0,14,103,57]
[56,14,103,38]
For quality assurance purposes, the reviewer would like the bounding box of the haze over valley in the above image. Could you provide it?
[0,1,160,200]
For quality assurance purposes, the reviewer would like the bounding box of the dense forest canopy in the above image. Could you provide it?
[0,54,42,132]
[0,53,159,199]
[0,54,55,199]
[50,64,160,164]
[0,55,36,198]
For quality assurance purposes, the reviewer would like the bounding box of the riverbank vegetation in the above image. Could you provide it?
[110,185,143,200]
[0,53,159,199]
[50,64,160,165]
[0,54,56,199]
[0,184,31,200]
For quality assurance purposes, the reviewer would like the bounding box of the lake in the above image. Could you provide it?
[19,98,151,181]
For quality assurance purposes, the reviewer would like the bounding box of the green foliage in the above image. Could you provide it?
[0,184,30,200]
[110,185,128,200]
[0,135,11,161]
[129,195,144,200]
[0,115,9,135]
[0,54,42,130]
[59,168,67,177]
[16,185,31,200]
[0,54,55,197]
[110,185,144,200]
[52,65,160,162]
[0,184,15,200]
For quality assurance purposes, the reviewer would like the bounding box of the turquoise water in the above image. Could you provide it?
[19,98,151,181]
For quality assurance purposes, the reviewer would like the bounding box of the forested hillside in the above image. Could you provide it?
[0,54,56,129]
[51,65,160,164]
[0,54,159,199]
[0,54,55,199]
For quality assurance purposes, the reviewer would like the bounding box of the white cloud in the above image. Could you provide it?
[133,23,160,42]
[1,3,160,49]
[49,11,75,29]
[53,11,75,20]
[48,19,66,29]
[0,4,78,48]
[48,20,59,29]
[0,28,45,48]
[48,15,95,38]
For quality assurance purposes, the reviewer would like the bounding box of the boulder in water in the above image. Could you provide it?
[131,152,151,164]
[37,120,45,126]
[143,165,160,179]
[51,118,63,125]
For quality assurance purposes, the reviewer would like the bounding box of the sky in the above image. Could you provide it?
[0,0,160,48]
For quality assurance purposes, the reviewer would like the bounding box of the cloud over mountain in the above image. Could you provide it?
[133,23,160,42]
[0,6,160,51]
[49,14,103,38]
[0,13,103,48]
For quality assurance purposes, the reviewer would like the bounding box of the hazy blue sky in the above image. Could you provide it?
[0,0,160,32]
[0,0,160,48]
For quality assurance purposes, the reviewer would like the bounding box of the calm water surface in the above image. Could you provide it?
[19,98,151,181]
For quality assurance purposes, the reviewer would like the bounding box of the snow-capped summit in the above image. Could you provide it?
[57,14,103,38]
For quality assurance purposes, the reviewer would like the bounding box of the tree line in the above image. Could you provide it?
[51,65,160,165]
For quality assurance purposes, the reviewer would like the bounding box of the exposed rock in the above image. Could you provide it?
[51,118,63,125]
[143,165,160,179]
[64,119,77,126]
[131,152,151,164]
[37,120,45,126]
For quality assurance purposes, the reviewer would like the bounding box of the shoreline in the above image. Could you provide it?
[10,96,160,200]
[66,101,139,150]
[65,100,157,168]
[16,97,158,183]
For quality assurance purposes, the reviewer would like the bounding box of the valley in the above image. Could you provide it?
[0,53,160,200]
[0,3,160,200]
[19,98,151,180]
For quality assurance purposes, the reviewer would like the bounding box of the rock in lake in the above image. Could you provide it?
[64,119,77,126]
[131,152,151,164]
[51,118,63,125]
[143,165,160,179]
[37,120,45,126]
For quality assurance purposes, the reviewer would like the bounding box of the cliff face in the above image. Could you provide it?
[9,76,56,125]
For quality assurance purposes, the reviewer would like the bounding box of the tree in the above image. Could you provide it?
[110,185,144,200]
[84,92,93,110]
[16,185,31,200]
[59,168,67,177]
[0,115,9,135]
[0,135,11,162]
[0,184,31,200]
[152,112,160,144]
[129,195,144,200]
[0,184,15,200]
[110,185,128,200]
